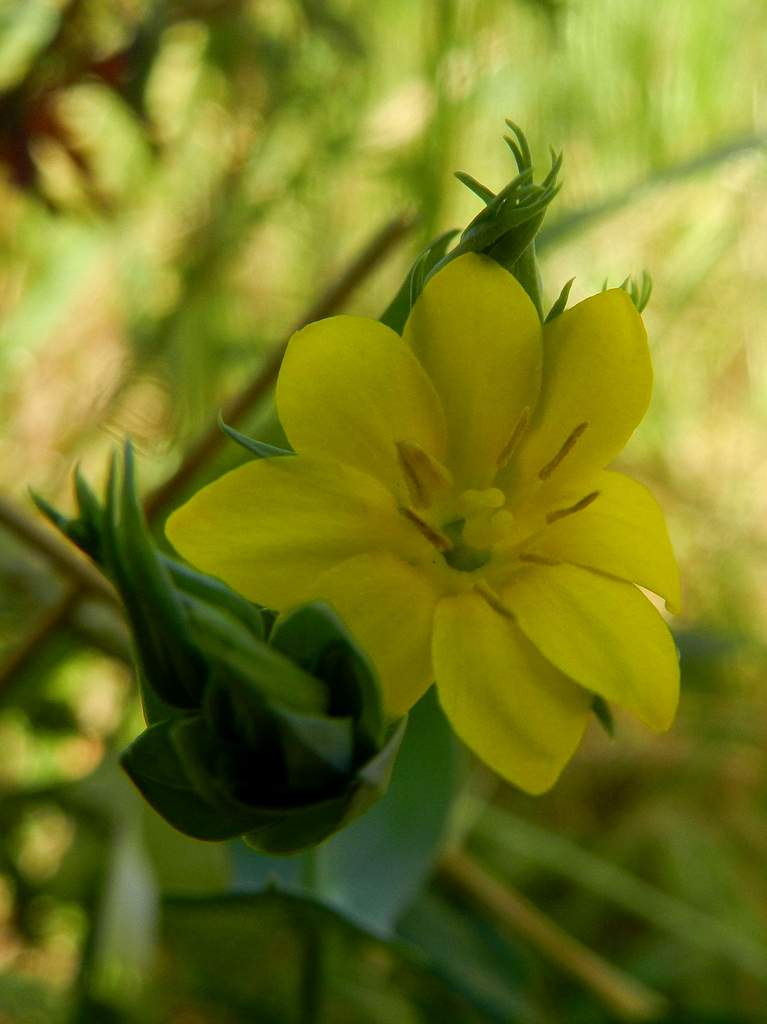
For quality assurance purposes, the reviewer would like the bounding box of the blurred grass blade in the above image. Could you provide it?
[471,802,767,980]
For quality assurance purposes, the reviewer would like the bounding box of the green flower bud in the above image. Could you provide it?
[381,122,561,332]
[34,444,404,855]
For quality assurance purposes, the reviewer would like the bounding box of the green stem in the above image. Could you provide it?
[299,922,324,1024]
[299,849,325,1024]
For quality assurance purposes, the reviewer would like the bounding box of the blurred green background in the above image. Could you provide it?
[1,1,766,1021]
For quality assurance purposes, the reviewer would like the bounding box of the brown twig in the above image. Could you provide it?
[0,585,83,690]
[440,850,667,1022]
[0,496,119,606]
[143,211,414,520]
[0,212,415,692]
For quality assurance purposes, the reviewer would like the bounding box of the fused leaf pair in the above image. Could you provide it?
[34,447,403,854]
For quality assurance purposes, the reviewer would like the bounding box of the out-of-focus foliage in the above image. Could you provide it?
[1,1,766,1022]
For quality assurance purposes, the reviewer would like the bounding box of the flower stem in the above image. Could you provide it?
[299,849,325,1024]
[1,213,414,696]
[440,850,667,1021]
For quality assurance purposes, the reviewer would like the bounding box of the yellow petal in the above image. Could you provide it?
[277,315,446,500]
[403,253,541,489]
[302,552,439,718]
[505,289,652,496]
[504,564,679,731]
[166,456,432,609]
[433,592,591,793]
[526,471,681,613]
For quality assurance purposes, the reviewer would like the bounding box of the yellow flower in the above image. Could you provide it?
[167,254,680,793]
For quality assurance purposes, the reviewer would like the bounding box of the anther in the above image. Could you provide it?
[396,440,452,508]
[538,421,588,480]
[400,507,451,551]
[497,406,531,468]
[546,490,600,524]
[519,553,558,566]
[475,583,515,620]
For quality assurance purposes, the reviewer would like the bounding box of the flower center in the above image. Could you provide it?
[396,426,600,579]
[439,488,514,573]
[441,518,491,572]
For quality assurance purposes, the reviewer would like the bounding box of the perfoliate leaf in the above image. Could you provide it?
[270,602,384,752]
[185,595,327,714]
[273,705,355,789]
[121,720,257,841]
[308,690,457,933]
[162,556,265,639]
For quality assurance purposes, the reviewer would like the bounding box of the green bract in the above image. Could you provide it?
[34,446,404,854]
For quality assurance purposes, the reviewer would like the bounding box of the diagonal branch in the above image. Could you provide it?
[144,212,414,520]
[0,212,415,693]
[440,850,667,1022]
[0,496,119,606]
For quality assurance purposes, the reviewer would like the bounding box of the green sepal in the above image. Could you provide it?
[101,445,206,709]
[380,124,562,332]
[620,270,653,313]
[162,556,265,639]
[30,468,103,563]
[592,695,616,737]
[185,596,328,714]
[379,229,459,334]
[218,414,293,459]
[508,238,546,321]
[545,277,575,322]
[425,125,561,315]
[270,602,383,753]
[29,489,71,535]
[451,146,560,265]
[72,467,104,560]
[453,171,495,205]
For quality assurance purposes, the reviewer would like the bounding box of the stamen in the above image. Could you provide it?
[400,507,451,550]
[519,553,558,566]
[475,582,514,620]
[497,406,531,468]
[396,440,452,508]
[546,490,600,524]
[538,421,589,480]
